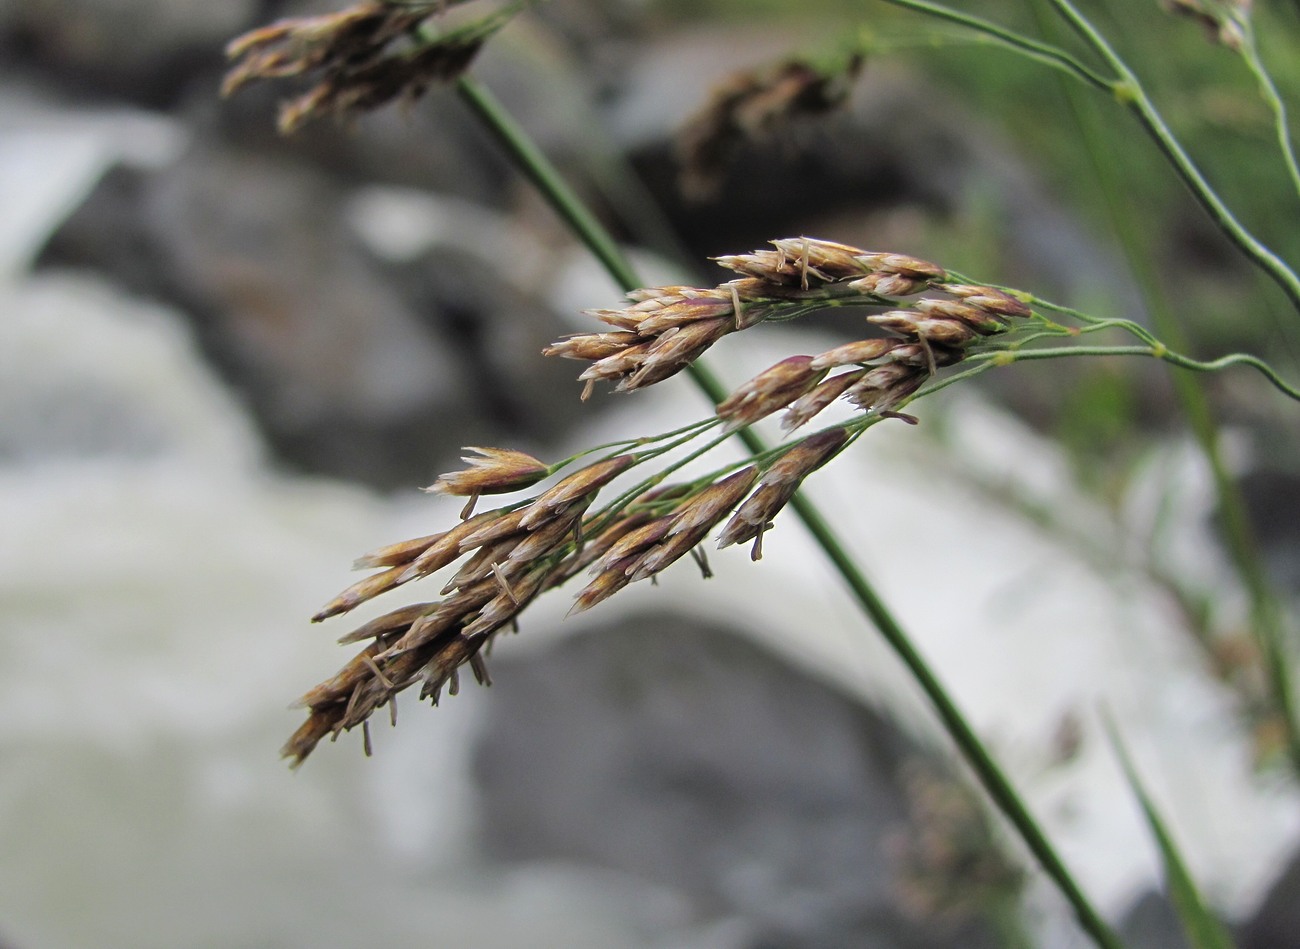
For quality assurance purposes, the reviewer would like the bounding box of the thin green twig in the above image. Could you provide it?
[872,0,1113,90]
[1039,0,1300,315]
[1238,21,1300,200]
[455,73,1122,949]
[973,340,1300,388]
[883,0,1300,312]
[1018,2,1300,777]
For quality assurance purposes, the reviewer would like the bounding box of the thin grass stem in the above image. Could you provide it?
[1021,6,1300,775]
[1038,0,1300,314]
[970,343,1300,401]
[872,0,1113,90]
[1239,24,1300,201]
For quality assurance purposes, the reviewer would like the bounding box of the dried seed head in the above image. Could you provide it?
[881,313,981,348]
[424,447,550,497]
[853,253,946,280]
[578,339,658,384]
[543,331,643,361]
[771,238,879,283]
[911,299,1007,335]
[440,538,519,595]
[760,427,850,487]
[887,343,963,370]
[810,338,897,371]
[716,481,787,552]
[337,602,436,645]
[312,563,410,622]
[594,518,675,571]
[225,1,497,133]
[223,4,423,96]
[622,317,733,390]
[782,369,865,431]
[352,533,444,570]
[552,510,655,582]
[504,506,586,567]
[715,237,875,287]
[583,308,643,332]
[521,455,635,528]
[716,355,826,429]
[667,468,760,538]
[847,272,930,297]
[941,285,1032,319]
[845,365,926,412]
[571,566,632,614]
[287,236,1046,766]
[626,531,710,582]
[619,287,738,335]
[462,565,551,638]
[391,579,497,653]
[395,509,508,583]
[293,639,390,710]
[457,506,530,550]
[274,37,484,133]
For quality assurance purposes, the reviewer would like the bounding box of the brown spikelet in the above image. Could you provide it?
[716,355,826,430]
[312,564,410,623]
[521,455,634,528]
[424,447,550,497]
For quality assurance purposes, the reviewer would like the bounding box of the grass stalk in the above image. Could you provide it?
[872,0,1113,90]
[1239,24,1300,202]
[455,73,1124,949]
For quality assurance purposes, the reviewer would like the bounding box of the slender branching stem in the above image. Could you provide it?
[886,0,1300,312]
[1024,2,1300,775]
[1038,0,1300,315]
[872,0,1113,90]
[975,342,1300,387]
[1239,24,1300,201]
[455,74,1123,949]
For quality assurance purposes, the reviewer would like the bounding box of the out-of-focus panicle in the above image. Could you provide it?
[223,0,518,133]
[676,55,863,200]
[1160,0,1251,50]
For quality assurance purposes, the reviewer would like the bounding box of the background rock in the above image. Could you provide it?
[474,615,1010,949]
[0,0,258,103]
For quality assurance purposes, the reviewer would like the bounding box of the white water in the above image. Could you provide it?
[1,94,1297,948]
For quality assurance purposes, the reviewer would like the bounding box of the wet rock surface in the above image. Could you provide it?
[474,616,1004,949]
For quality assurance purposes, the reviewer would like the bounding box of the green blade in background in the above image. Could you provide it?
[1105,714,1237,949]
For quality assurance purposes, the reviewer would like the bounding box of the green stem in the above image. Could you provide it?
[456,73,1122,949]
[873,0,1113,90]
[1039,0,1300,315]
[1239,22,1300,201]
